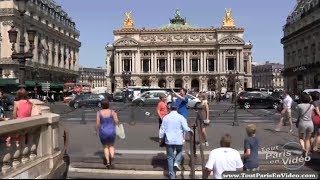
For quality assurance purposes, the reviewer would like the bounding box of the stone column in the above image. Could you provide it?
[75,50,79,71]
[136,50,141,74]
[223,50,226,72]
[167,51,171,73]
[65,46,70,69]
[200,51,203,73]
[154,52,158,73]
[203,51,207,73]
[33,34,39,62]
[219,50,223,73]
[60,44,65,68]
[240,50,244,73]
[183,51,187,73]
[132,51,135,73]
[114,52,118,75]
[70,48,74,70]
[119,51,122,73]
[187,51,190,73]
[236,50,240,72]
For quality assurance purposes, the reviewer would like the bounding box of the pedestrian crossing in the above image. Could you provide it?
[60,104,290,124]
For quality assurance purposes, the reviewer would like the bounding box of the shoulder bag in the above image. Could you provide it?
[296,104,312,128]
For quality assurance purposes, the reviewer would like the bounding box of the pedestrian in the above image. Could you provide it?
[13,88,33,119]
[295,93,314,157]
[96,100,120,169]
[7,88,33,147]
[0,90,8,121]
[242,124,259,171]
[159,105,193,179]
[204,134,243,179]
[310,91,320,152]
[275,91,293,133]
[157,93,168,129]
[171,88,189,120]
[198,93,210,146]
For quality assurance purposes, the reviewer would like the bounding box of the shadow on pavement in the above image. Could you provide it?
[149,137,159,143]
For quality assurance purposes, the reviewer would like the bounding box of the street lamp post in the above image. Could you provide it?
[228,70,240,126]
[8,0,36,88]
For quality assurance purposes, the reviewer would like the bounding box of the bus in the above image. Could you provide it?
[63,83,92,96]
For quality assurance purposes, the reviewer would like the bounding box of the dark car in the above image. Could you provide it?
[99,93,113,101]
[2,94,16,111]
[271,92,284,102]
[113,92,124,102]
[237,91,281,109]
[69,94,103,109]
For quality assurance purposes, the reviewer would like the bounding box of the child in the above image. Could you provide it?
[242,124,259,171]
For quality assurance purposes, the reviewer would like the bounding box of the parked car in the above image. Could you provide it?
[63,94,76,103]
[113,92,124,102]
[2,94,15,111]
[166,94,201,109]
[69,94,104,109]
[237,91,281,109]
[99,93,113,101]
[132,90,167,106]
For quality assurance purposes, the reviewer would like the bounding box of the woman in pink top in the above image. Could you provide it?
[13,88,32,119]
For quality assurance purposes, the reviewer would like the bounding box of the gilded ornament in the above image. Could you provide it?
[222,8,235,27]
[123,11,134,28]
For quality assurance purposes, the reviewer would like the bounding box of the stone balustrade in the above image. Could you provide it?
[0,112,67,179]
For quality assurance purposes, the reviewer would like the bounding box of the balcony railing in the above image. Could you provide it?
[0,111,67,178]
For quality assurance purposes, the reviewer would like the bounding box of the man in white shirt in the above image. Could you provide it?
[275,91,293,133]
[204,134,243,179]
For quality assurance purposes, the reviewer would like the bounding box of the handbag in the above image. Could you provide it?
[311,110,320,125]
[159,135,166,147]
[296,104,312,128]
[116,124,126,139]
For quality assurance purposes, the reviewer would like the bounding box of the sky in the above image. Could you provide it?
[55,0,296,68]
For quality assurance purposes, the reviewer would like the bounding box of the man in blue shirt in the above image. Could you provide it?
[159,105,192,179]
[171,88,189,120]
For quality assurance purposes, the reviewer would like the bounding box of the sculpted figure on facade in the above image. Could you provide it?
[123,11,134,28]
[223,8,235,27]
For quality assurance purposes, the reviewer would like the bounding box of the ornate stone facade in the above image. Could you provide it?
[106,10,253,93]
[252,62,284,91]
[79,67,107,88]
[282,0,320,92]
[0,0,81,88]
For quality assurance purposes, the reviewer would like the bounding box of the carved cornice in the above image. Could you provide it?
[218,35,245,45]
[0,58,79,75]
[113,38,139,47]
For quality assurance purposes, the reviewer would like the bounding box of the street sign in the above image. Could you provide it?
[41,82,50,92]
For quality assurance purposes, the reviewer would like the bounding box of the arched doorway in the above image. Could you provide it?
[142,79,150,86]
[175,79,183,88]
[158,79,166,88]
[208,78,216,91]
[191,79,200,92]
[227,77,235,91]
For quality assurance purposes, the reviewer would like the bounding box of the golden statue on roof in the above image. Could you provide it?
[223,8,235,27]
[123,11,134,28]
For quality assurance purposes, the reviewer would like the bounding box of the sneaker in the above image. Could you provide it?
[274,128,280,132]
[205,142,209,147]
[174,163,182,171]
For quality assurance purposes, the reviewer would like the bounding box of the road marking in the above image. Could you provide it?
[112,149,276,155]
[68,167,203,176]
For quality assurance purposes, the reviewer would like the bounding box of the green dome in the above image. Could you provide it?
[160,9,195,30]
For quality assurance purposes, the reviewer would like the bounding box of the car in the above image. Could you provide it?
[132,90,167,106]
[2,94,16,111]
[69,94,104,109]
[166,94,201,109]
[237,91,281,109]
[113,92,124,102]
[63,95,76,103]
[99,93,113,101]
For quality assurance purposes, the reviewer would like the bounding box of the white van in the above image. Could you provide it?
[303,89,320,94]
